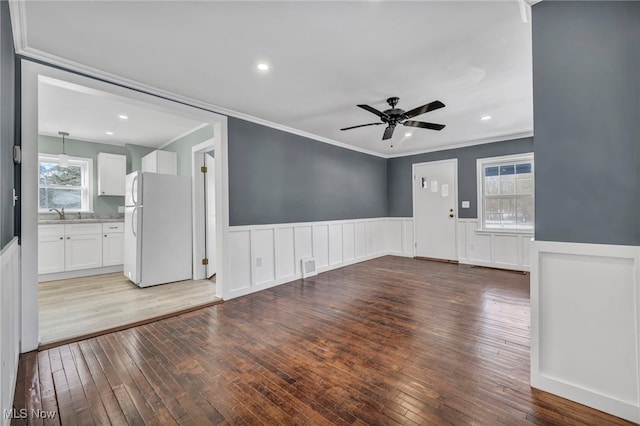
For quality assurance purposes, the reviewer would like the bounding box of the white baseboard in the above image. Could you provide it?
[531,240,640,423]
[224,251,392,300]
[38,264,124,282]
[224,217,414,300]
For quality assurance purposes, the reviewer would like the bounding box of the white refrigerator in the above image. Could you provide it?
[124,171,192,287]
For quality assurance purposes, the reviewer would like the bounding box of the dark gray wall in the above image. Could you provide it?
[532,2,640,246]
[0,0,15,247]
[228,117,387,226]
[387,137,533,218]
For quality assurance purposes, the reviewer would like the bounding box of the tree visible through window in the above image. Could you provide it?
[477,153,534,231]
[38,155,92,212]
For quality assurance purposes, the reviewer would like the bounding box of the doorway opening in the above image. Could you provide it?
[191,140,218,288]
[21,61,229,351]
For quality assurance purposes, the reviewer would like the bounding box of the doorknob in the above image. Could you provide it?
[449,213,455,218]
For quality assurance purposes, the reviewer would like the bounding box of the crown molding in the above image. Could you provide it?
[159,123,210,150]
[385,131,534,159]
[38,131,129,148]
[8,0,28,52]
[13,43,388,158]
[9,2,534,161]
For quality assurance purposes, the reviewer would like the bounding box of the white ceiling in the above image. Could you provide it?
[38,77,206,148]
[16,1,533,157]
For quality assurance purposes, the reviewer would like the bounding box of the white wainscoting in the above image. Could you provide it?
[1,238,21,426]
[224,218,414,300]
[531,240,640,423]
[224,217,534,300]
[457,219,531,271]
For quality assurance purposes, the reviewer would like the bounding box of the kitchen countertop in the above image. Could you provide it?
[39,218,124,225]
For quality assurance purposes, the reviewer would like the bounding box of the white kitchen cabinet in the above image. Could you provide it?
[98,153,126,196]
[38,225,65,274]
[141,150,177,175]
[65,234,103,271]
[102,222,124,266]
[39,222,124,276]
[65,223,103,271]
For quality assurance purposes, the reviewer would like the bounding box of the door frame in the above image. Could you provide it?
[411,158,459,259]
[191,139,215,282]
[20,60,229,351]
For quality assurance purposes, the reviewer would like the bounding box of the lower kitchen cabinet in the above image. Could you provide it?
[102,222,125,266]
[102,233,124,266]
[65,233,103,271]
[38,222,124,275]
[38,235,65,274]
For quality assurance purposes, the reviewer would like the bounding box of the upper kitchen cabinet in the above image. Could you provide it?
[97,153,126,196]
[141,150,177,175]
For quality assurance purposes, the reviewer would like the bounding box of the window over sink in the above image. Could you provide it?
[38,154,93,212]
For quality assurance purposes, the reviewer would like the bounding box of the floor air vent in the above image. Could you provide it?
[301,257,317,278]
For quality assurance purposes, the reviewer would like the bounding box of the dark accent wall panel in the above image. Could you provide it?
[387,137,533,218]
[0,0,15,247]
[228,117,387,226]
[532,2,640,245]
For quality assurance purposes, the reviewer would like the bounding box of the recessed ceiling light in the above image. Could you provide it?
[105,131,114,135]
[257,63,269,71]
[481,115,492,121]
[118,115,128,120]
[405,132,412,137]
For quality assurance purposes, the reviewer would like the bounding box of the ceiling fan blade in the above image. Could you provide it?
[340,122,383,131]
[357,104,389,119]
[382,125,396,140]
[403,120,446,131]
[403,100,445,119]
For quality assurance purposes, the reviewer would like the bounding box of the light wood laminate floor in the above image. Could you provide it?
[39,272,220,346]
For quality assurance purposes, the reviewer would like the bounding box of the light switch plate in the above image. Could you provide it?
[461,201,470,208]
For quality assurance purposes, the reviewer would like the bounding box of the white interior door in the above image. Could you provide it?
[413,159,458,261]
[205,153,216,277]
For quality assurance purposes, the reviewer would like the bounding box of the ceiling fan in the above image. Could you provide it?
[341,97,446,140]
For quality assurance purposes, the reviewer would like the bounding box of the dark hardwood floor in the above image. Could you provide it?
[12,256,634,425]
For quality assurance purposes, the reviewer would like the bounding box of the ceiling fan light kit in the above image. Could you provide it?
[341,97,446,141]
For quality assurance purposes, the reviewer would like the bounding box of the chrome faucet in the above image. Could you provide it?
[49,207,65,220]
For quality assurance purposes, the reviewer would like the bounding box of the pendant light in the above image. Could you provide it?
[58,131,69,168]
